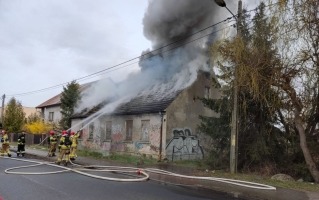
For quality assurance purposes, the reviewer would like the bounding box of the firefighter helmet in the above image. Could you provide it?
[49,130,55,135]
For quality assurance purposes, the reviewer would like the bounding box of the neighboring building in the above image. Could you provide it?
[36,82,92,124]
[36,93,62,124]
[23,107,39,117]
[0,106,39,123]
[70,71,219,161]
[34,82,93,145]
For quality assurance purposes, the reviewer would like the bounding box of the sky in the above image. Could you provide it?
[0,0,260,108]
[0,0,150,107]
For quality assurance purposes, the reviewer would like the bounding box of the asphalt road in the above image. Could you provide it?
[0,157,242,200]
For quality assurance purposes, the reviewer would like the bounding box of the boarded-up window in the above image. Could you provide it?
[105,121,112,140]
[126,120,133,141]
[141,120,150,141]
[89,123,94,139]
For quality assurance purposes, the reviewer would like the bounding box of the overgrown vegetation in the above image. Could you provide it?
[199,0,319,183]
[23,112,52,134]
[200,170,319,192]
[24,120,53,134]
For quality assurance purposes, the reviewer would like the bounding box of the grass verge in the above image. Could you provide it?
[77,150,157,166]
[172,160,319,192]
[21,146,318,192]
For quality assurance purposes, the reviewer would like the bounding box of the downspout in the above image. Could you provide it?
[159,111,165,161]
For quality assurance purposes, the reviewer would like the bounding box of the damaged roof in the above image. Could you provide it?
[39,70,210,118]
[72,89,182,118]
[113,90,181,115]
[71,70,210,118]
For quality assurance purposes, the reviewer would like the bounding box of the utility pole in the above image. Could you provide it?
[214,0,242,174]
[230,0,242,174]
[1,94,5,128]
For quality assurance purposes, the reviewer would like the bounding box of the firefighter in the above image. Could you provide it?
[56,130,72,166]
[0,130,11,157]
[17,131,26,157]
[48,130,58,157]
[69,131,80,161]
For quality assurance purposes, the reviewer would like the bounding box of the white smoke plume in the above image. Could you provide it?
[75,0,225,115]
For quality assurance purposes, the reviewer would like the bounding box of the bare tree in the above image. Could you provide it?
[213,0,319,182]
[275,0,319,182]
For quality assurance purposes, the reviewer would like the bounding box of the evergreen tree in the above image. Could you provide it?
[59,80,81,130]
[3,97,25,133]
[198,95,231,169]
[200,3,287,172]
[236,3,285,170]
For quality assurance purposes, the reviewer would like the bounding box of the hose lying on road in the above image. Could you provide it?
[0,156,276,190]
[1,156,149,182]
[144,168,276,190]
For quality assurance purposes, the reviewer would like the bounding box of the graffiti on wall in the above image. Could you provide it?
[133,124,160,155]
[165,128,203,161]
[134,141,143,150]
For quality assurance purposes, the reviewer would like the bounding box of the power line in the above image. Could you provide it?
[7,1,282,98]
[94,25,235,77]
[7,17,235,97]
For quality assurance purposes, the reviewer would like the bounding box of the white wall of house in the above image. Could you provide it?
[71,113,164,158]
[43,106,61,123]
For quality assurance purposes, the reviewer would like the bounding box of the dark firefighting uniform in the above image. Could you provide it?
[17,133,26,157]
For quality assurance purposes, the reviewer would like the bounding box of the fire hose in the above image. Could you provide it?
[0,156,276,190]
[1,156,149,182]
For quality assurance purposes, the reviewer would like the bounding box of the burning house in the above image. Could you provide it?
[38,0,226,160]
[70,71,219,160]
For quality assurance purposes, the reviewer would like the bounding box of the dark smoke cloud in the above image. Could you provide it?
[76,0,223,114]
[139,0,222,79]
[143,0,219,48]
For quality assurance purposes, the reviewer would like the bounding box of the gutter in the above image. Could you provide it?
[159,111,166,161]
